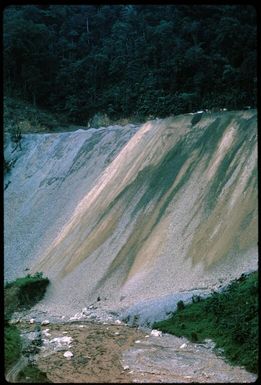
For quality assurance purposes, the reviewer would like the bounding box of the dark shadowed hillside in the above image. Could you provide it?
[3,5,257,124]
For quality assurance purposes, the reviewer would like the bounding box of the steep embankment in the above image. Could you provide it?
[4,111,257,319]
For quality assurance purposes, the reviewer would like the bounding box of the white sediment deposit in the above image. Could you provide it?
[4,111,257,322]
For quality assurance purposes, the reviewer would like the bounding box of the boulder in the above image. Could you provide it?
[63,351,73,359]
[150,329,162,337]
[41,320,50,326]
[42,329,51,337]
[69,312,82,321]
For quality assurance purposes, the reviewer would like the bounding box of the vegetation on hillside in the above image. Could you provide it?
[3,5,256,124]
[153,271,258,374]
[5,272,50,321]
[4,96,67,133]
[4,272,50,378]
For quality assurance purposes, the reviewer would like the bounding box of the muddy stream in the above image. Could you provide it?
[12,319,257,383]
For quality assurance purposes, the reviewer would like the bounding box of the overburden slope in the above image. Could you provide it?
[4,111,257,317]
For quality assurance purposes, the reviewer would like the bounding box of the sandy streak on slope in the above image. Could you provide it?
[33,122,154,272]
[125,151,199,280]
[206,124,236,180]
[33,117,192,276]
[188,175,257,268]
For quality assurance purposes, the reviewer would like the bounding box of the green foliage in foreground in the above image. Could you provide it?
[4,273,50,375]
[5,325,51,382]
[4,325,22,372]
[18,365,51,383]
[153,271,258,374]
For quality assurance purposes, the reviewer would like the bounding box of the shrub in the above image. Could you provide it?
[177,300,185,311]
[191,112,203,126]
[10,126,22,144]
[192,295,201,303]
[5,272,50,321]
[153,271,258,373]
[191,331,198,342]
[18,365,51,383]
[4,325,22,372]
[4,158,12,174]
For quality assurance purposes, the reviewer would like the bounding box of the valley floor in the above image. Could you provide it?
[10,318,257,383]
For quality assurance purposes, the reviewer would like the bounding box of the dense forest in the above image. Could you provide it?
[3,4,257,124]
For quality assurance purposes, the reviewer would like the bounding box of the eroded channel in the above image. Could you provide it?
[14,319,257,383]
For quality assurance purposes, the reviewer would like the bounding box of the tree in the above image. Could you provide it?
[3,4,257,124]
